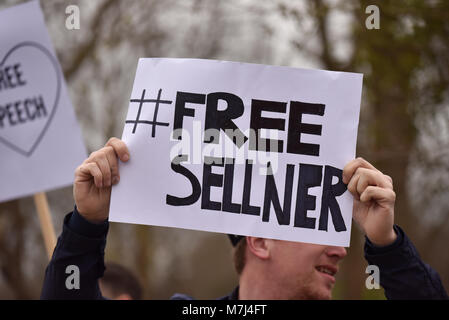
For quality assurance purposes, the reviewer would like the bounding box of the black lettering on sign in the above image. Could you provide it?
[166,154,201,206]
[164,88,349,234]
[287,101,325,156]
[319,166,347,232]
[0,96,47,129]
[222,158,241,214]
[0,63,26,91]
[294,164,322,229]
[241,160,260,216]
[0,42,63,157]
[262,162,294,225]
[201,156,224,211]
[204,92,247,147]
[172,91,206,139]
[249,99,286,153]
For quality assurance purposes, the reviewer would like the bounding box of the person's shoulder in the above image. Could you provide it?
[217,286,239,300]
[170,293,195,300]
[169,286,239,300]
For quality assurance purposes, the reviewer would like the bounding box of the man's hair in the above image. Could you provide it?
[233,237,247,275]
[100,262,143,300]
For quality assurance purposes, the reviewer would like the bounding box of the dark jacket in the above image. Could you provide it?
[41,208,448,300]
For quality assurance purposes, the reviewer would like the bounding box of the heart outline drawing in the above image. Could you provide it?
[0,41,61,157]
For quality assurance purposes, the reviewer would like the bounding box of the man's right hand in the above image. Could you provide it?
[74,137,130,224]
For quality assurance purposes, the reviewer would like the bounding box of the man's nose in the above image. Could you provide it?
[325,246,347,260]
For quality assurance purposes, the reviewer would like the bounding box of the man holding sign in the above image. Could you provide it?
[41,138,447,300]
[41,59,447,299]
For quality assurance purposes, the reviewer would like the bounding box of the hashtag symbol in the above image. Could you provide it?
[125,88,172,138]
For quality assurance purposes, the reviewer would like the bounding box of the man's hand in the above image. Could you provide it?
[343,157,397,246]
[74,138,129,224]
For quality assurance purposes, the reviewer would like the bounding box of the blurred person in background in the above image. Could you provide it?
[41,138,448,300]
[99,262,142,300]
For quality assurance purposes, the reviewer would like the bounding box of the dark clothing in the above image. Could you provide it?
[41,208,448,300]
[170,286,240,300]
[365,226,448,299]
[41,209,108,299]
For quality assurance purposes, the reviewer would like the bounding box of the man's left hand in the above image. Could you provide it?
[343,157,397,246]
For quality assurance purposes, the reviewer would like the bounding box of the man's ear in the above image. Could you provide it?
[246,237,271,260]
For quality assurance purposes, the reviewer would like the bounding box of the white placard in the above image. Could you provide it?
[0,1,87,202]
[110,58,362,247]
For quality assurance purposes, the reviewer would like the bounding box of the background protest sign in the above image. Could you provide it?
[109,58,362,247]
[0,1,87,257]
[0,1,87,203]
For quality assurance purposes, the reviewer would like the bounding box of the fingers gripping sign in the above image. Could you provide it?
[343,158,397,246]
[74,138,130,223]
[86,150,112,188]
[106,137,130,162]
[347,168,392,200]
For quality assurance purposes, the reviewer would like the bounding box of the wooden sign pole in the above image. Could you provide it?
[33,192,56,260]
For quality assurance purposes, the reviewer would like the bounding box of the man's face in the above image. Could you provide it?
[268,240,347,299]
